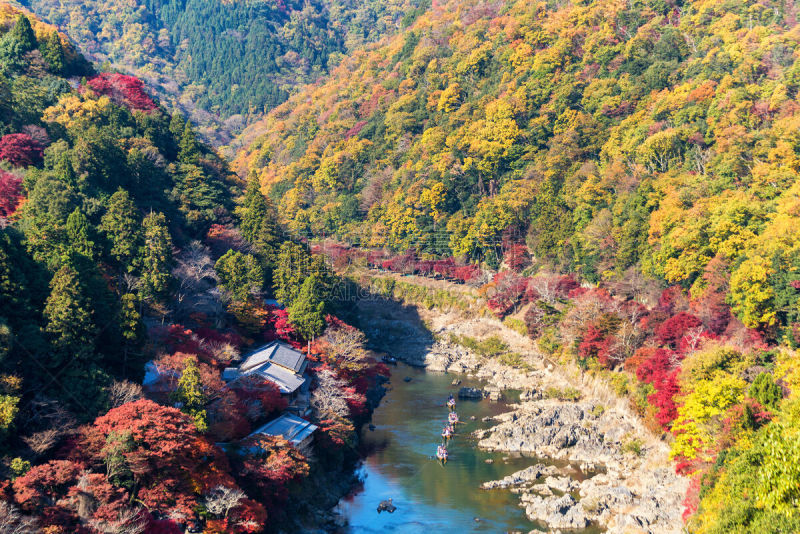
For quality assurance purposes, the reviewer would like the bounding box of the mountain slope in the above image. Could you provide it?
[236,1,800,530]
[19,0,426,143]
[236,0,800,336]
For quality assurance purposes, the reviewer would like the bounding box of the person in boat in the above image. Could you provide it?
[447,394,456,412]
[441,425,452,442]
[436,444,448,464]
[448,411,459,425]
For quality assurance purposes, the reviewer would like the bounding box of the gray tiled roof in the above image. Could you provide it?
[239,341,306,373]
[251,362,306,394]
[228,341,308,394]
[250,413,317,446]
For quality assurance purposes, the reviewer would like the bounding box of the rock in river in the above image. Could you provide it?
[458,387,484,399]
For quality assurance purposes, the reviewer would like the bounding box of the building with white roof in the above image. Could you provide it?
[223,341,309,397]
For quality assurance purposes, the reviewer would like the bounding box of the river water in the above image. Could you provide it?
[335,362,586,533]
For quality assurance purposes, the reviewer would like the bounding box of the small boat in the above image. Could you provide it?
[447,397,456,411]
[382,355,398,365]
[448,411,459,424]
[441,426,452,441]
[436,445,448,464]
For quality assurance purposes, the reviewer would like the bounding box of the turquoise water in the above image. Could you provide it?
[336,363,545,533]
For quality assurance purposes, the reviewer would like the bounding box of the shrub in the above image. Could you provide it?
[622,437,644,456]
[545,386,582,401]
[748,372,783,411]
[503,316,528,336]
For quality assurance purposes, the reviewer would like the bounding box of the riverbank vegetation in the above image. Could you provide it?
[0,8,385,531]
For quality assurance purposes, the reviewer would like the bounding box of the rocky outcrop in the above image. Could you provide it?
[475,403,627,463]
[520,493,589,529]
[480,464,558,490]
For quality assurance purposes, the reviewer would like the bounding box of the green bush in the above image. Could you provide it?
[622,437,644,456]
[503,316,528,336]
[748,372,783,411]
[545,386,582,402]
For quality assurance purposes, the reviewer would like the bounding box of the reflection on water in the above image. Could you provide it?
[335,363,542,533]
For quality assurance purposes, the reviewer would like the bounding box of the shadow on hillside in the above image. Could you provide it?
[338,283,435,366]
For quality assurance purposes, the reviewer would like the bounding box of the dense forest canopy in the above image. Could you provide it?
[237,0,800,338]
[19,0,428,142]
[0,4,374,532]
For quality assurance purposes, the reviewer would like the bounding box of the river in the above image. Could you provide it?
[335,362,600,533]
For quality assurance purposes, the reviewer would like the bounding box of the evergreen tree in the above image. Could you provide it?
[168,112,185,140]
[9,15,36,53]
[54,151,76,185]
[178,122,200,164]
[118,292,143,377]
[272,241,307,305]
[172,356,208,432]
[138,212,173,300]
[214,250,263,303]
[749,373,783,411]
[66,208,94,259]
[100,189,141,269]
[239,175,280,262]
[287,274,326,341]
[43,265,96,365]
[41,32,64,74]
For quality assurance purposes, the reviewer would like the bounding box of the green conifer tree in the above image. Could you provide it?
[41,32,64,74]
[173,356,208,432]
[214,250,264,303]
[44,265,96,365]
[272,241,307,305]
[178,122,200,164]
[240,175,280,262]
[138,212,173,300]
[66,208,94,259]
[100,190,141,269]
[287,274,326,341]
[9,15,36,53]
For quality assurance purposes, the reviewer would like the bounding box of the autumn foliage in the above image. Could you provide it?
[0,171,22,218]
[86,73,158,112]
[0,134,43,167]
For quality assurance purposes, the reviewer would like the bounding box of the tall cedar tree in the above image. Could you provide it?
[43,265,97,366]
[172,356,208,432]
[65,208,94,259]
[100,189,141,269]
[9,15,36,53]
[214,249,263,303]
[272,241,307,305]
[287,274,326,341]
[41,32,64,74]
[240,175,280,263]
[138,212,173,301]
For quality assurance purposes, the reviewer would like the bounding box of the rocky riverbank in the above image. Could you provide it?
[353,287,688,534]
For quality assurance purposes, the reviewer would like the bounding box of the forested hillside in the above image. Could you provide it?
[19,0,426,143]
[236,0,800,530]
[0,5,380,531]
